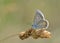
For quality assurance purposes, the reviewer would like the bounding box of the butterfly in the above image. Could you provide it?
[32,9,49,29]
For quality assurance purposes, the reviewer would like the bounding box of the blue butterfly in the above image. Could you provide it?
[32,9,49,29]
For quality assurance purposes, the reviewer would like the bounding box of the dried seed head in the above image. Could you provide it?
[19,29,35,40]
[35,29,51,38]
[40,30,51,38]
[31,29,39,39]
[19,31,29,40]
[19,29,51,40]
[19,31,25,40]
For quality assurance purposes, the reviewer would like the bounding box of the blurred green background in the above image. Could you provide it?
[0,0,60,43]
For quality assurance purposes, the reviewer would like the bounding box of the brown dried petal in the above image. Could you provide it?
[19,31,29,40]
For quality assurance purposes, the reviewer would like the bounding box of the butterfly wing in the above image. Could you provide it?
[33,9,45,24]
[37,20,49,29]
[32,9,45,29]
[32,9,49,29]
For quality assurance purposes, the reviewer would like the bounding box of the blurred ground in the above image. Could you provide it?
[0,0,60,43]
